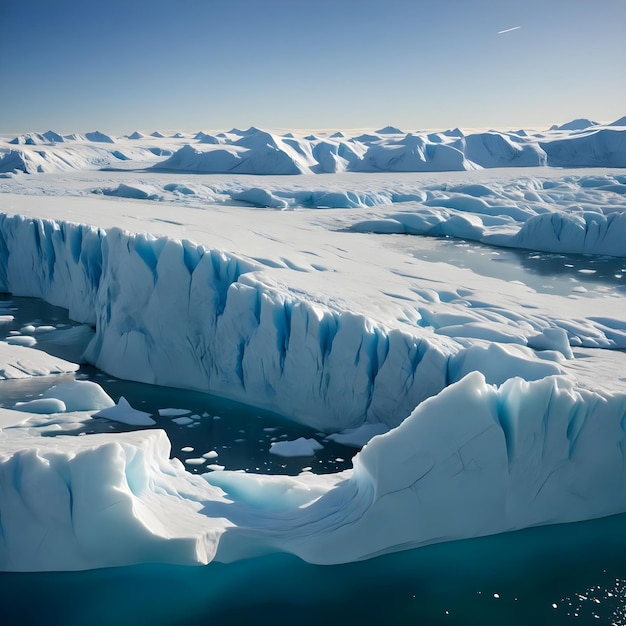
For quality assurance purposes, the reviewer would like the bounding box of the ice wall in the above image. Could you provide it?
[0,428,229,571]
[509,211,626,256]
[0,213,451,430]
[278,372,626,563]
[3,372,626,571]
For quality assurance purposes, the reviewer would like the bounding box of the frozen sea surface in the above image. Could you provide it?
[395,235,626,297]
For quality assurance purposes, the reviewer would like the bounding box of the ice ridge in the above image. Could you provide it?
[2,123,626,175]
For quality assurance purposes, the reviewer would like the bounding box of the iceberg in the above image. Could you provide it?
[40,380,115,412]
[2,372,626,571]
[463,131,547,167]
[509,211,626,256]
[92,396,155,426]
[541,128,626,168]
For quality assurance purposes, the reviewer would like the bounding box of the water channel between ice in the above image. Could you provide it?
[391,234,626,297]
[0,294,356,476]
[3,234,626,472]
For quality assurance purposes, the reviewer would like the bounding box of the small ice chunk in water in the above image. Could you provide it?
[158,408,191,417]
[202,450,219,459]
[181,446,194,452]
[5,335,37,347]
[92,396,155,426]
[33,325,56,334]
[269,437,323,457]
[172,416,194,425]
[14,398,67,414]
[184,458,206,466]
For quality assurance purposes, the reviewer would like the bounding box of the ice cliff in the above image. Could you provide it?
[0,214,451,431]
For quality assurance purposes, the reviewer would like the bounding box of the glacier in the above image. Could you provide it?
[1,121,626,572]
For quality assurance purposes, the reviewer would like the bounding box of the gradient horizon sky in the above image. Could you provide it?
[1,0,625,134]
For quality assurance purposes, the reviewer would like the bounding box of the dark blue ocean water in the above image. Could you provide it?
[2,512,626,626]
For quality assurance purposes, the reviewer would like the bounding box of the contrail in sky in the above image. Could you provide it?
[497,26,521,34]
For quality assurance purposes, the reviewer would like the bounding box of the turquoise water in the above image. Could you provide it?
[2,288,626,625]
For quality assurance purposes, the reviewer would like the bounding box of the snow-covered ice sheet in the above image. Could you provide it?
[1,122,626,572]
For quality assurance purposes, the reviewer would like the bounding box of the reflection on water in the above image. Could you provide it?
[397,236,626,297]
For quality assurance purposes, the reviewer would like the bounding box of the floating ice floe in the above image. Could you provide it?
[92,396,155,426]
[1,372,626,570]
[0,342,79,380]
[269,437,324,457]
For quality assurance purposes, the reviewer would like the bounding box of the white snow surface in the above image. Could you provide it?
[1,122,626,571]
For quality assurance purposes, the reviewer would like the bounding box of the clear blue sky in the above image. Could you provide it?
[1,0,624,134]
